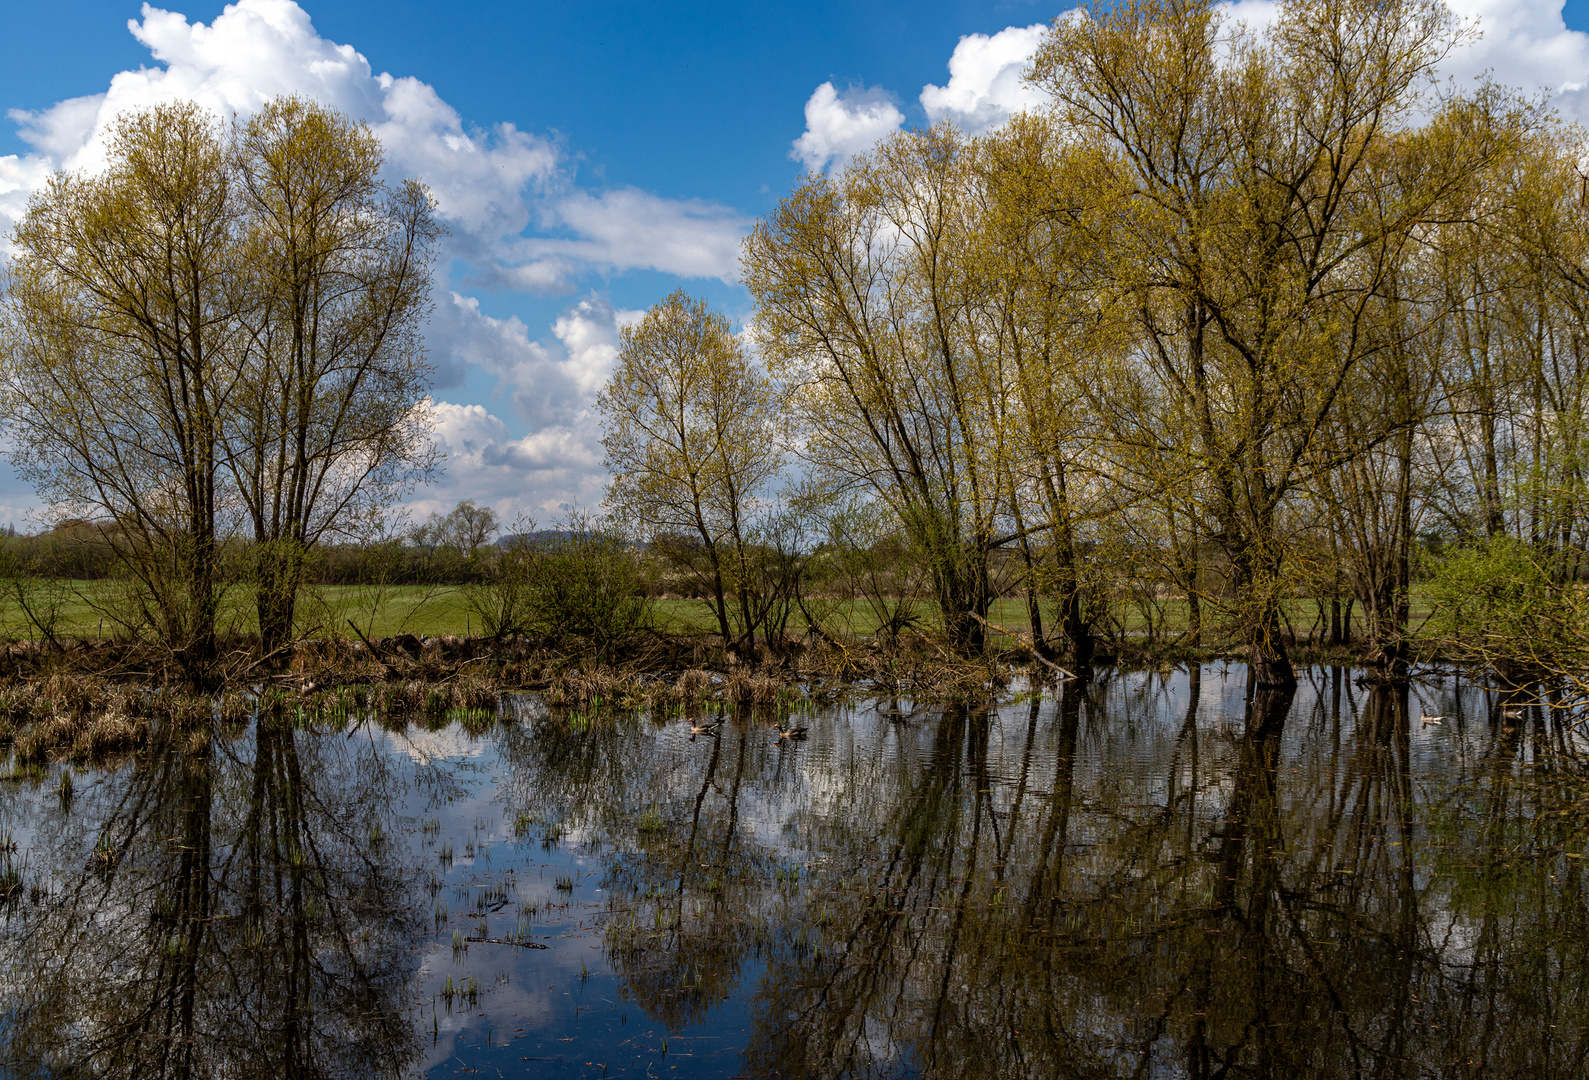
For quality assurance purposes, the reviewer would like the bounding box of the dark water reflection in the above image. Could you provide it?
[1,665,1586,1079]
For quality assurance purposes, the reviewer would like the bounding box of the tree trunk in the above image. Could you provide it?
[1010,481,1053,661]
[255,540,304,663]
[1180,537,1202,648]
[1045,460,1093,675]
[1232,533,1296,689]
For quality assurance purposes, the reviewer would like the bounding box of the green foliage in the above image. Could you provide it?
[522,523,651,653]
[465,513,650,655]
[1420,536,1589,673]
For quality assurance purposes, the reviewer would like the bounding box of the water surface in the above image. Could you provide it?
[0,665,1584,1079]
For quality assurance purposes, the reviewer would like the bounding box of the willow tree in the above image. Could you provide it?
[1429,105,1589,574]
[597,290,783,654]
[2,97,439,672]
[229,97,439,660]
[972,116,1128,668]
[1307,91,1552,670]
[0,103,239,682]
[1030,0,1496,686]
[1520,134,1589,577]
[744,128,1013,650]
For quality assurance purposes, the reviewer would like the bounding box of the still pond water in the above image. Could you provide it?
[0,665,1584,1079]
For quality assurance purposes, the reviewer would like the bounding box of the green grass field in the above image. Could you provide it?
[0,580,1428,648]
[0,581,475,641]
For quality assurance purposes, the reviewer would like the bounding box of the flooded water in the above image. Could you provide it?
[0,664,1585,1079]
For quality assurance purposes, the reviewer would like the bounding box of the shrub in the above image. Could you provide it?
[464,512,650,656]
[1420,536,1589,678]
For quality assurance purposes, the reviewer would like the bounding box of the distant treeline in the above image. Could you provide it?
[0,522,599,588]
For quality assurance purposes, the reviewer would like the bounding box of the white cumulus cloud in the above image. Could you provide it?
[0,0,748,286]
[1438,0,1589,121]
[552,295,642,398]
[428,292,638,430]
[789,82,905,173]
[920,23,1048,134]
[530,189,752,282]
[417,293,640,519]
[419,400,607,524]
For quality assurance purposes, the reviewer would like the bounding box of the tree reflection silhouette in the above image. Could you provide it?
[0,711,423,1078]
[502,673,1589,1079]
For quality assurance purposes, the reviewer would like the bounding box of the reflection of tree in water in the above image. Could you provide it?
[496,713,775,1030]
[0,711,423,1078]
[506,673,1589,1079]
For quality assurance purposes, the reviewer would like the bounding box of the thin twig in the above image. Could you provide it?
[346,620,398,679]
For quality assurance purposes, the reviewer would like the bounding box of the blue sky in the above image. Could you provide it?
[3,0,1589,529]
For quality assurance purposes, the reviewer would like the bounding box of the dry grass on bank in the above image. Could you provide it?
[0,583,1431,772]
[0,623,1079,769]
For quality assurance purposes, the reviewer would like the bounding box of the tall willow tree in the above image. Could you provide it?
[229,98,439,660]
[597,289,784,654]
[1429,104,1589,572]
[745,129,1012,650]
[0,103,239,682]
[1,98,439,674]
[973,116,1125,668]
[1030,0,1498,686]
[1306,92,1548,670]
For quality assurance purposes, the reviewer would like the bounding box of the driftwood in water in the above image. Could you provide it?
[465,936,548,949]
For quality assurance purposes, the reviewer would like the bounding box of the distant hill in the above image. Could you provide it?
[497,529,587,550]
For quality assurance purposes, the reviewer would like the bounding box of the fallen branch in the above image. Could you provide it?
[465,936,548,949]
[346,620,397,679]
[227,626,323,683]
[969,612,1077,680]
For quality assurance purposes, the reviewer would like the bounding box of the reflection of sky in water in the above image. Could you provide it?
[0,665,1582,1078]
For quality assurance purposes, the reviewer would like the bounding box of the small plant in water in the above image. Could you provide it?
[0,860,21,905]
[555,873,574,893]
[637,808,665,834]
[438,841,453,868]
[91,834,116,873]
[454,707,497,737]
